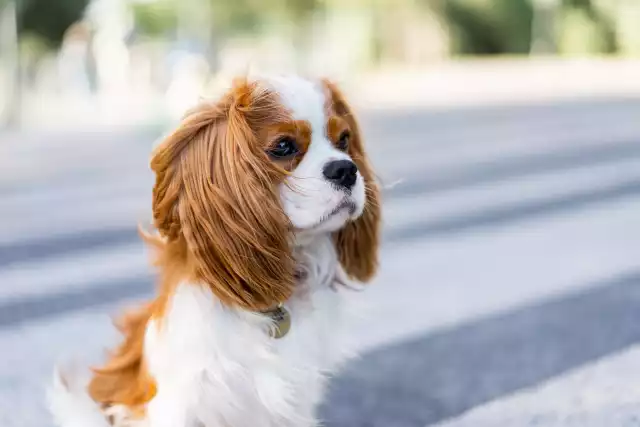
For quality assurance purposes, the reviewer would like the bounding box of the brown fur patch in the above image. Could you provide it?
[325,115,351,151]
[88,231,191,414]
[88,303,157,411]
[150,78,295,310]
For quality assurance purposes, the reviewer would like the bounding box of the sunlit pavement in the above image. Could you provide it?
[2,89,640,426]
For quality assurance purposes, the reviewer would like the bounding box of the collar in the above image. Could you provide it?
[261,303,291,339]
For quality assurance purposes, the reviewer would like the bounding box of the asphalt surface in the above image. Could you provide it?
[1,96,640,426]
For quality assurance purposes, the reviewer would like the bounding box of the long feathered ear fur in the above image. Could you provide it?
[150,79,295,311]
[324,80,381,282]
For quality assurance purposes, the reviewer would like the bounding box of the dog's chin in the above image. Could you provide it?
[311,210,352,233]
[302,200,362,234]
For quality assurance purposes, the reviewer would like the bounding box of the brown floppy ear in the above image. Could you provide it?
[150,80,294,311]
[324,80,381,282]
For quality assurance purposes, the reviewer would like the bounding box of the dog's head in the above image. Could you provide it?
[149,75,380,311]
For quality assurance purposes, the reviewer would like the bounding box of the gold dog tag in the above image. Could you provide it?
[264,304,291,339]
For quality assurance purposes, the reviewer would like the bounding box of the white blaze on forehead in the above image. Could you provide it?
[254,74,328,136]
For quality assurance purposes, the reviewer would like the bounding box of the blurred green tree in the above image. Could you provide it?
[207,0,323,36]
[17,0,90,48]
[427,0,618,55]
[436,0,534,54]
[129,0,325,70]
[131,0,178,38]
[560,0,617,54]
[128,0,324,43]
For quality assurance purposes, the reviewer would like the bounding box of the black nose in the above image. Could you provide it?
[323,160,358,190]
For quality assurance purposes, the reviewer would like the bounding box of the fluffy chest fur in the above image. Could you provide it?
[140,236,350,427]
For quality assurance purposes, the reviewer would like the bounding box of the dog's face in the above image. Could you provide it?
[149,75,380,311]
[262,75,366,234]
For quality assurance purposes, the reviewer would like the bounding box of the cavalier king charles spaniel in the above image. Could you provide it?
[49,74,381,427]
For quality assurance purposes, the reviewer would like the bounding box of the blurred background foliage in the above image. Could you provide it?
[2,0,640,127]
[16,0,91,48]
[442,0,534,55]
[121,0,639,57]
[5,0,640,57]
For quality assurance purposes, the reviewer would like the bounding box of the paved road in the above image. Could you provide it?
[1,96,640,427]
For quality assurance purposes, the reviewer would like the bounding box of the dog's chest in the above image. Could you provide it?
[145,239,350,426]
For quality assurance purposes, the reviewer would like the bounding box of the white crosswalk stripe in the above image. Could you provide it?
[0,242,149,302]
[434,344,640,427]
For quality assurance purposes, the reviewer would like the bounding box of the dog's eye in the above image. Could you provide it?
[337,131,350,151]
[268,137,299,159]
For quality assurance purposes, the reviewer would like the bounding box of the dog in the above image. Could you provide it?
[48,74,381,427]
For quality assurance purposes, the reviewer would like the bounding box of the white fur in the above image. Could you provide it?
[48,366,112,427]
[144,236,351,427]
[49,75,365,427]
[50,236,355,427]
